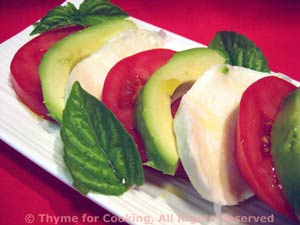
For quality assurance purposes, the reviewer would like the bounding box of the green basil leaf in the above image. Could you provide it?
[30,0,128,35]
[31,3,79,35]
[79,0,128,25]
[60,82,144,195]
[79,0,128,16]
[209,31,270,72]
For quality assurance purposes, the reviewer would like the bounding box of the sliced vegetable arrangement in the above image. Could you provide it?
[10,26,83,120]
[102,49,176,162]
[136,48,225,175]
[9,0,300,222]
[40,19,137,122]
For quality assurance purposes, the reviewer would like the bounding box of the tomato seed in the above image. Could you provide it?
[261,135,271,155]
[262,135,270,144]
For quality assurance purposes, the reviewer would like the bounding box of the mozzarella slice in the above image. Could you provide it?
[65,28,166,100]
[174,64,271,205]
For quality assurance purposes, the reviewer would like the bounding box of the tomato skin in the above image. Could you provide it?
[236,76,297,219]
[10,26,82,120]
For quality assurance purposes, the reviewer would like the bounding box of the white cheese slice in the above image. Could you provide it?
[174,64,271,205]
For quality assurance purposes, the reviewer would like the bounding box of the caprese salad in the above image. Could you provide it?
[9,0,300,222]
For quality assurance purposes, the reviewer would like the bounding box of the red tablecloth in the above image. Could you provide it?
[1,1,300,225]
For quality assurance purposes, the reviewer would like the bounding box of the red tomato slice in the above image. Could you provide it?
[10,26,82,120]
[236,76,297,219]
[102,49,175,162]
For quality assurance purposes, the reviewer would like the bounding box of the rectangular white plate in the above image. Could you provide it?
[0,1,296,224]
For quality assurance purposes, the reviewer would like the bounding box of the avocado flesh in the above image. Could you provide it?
[136,48,225,175]
[271,88,300,214]
[40,19,137,122]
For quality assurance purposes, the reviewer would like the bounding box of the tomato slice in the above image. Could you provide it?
[10,26,82,120]
[236,76,297,219]
[102,49,175,161]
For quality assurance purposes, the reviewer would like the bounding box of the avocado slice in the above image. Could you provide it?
[40,19,136,122]
[271,88,300,214]
[135,48,225,175]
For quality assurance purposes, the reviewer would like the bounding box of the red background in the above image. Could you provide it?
[1,0,300,225]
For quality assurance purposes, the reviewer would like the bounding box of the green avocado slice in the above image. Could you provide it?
[40,19,136,122]
[135,48,225,175]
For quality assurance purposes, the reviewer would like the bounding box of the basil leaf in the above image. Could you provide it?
[31,3,79,35]
[30,0,128,35]
[79,0,128,25]
[209,31,270,72]
[60,82,144,195]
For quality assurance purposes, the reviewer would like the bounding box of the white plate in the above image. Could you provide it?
[0,1,297,224]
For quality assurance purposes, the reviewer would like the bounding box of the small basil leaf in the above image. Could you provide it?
[79,0,128,25]
[61,82,144,195]
[30,0,128,35]
[209,31,270,72]
[79,0,128,18]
